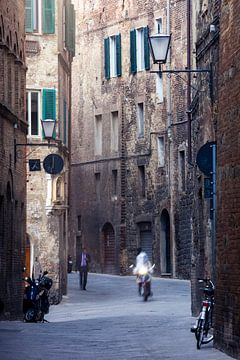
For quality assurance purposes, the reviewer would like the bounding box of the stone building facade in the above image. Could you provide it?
[214,0,240,357]
[25,0,75,303]
[70,0,192,278]
[0,0,27,319]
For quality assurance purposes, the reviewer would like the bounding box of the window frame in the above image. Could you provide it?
[26,90,41,138]
[158,136,165,167]
[94,115,103,155]
[137,102,144,138]
[111,111,119,153]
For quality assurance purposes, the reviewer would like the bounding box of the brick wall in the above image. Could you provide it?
[0,0,27,320]
[214,0,240,357]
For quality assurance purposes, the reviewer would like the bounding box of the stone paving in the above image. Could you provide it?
[0,273,233,360]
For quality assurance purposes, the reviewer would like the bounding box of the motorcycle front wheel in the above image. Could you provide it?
[24,308,36,322]
[196,318,205,349]
[143,282,151,302]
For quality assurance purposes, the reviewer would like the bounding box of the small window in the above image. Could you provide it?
[111,111,119,152]
[95,173,101,200]
[130,27,150,73]
[158,137,165,167]
[104,34,121,79]
[179,150,186,192]
[138,166,146,198]
[95,115,102,155]
[137,103,144,138]
[155,18,162,34]
[156,73,163,102]
[136,28,145,71]
[26,91,40,137]
[77,215,81,231]
[112,170,118,196]
[110,36,117,77]
[25,0,40,33]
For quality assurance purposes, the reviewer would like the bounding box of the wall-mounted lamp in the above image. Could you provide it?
[14,119,57,163]
[148,33,213,100]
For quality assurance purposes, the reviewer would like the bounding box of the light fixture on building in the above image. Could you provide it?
[148,33,213,97]
[14,119,57,163]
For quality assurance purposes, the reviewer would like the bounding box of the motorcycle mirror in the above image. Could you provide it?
[129,264,134,269]
[43,270,48,275]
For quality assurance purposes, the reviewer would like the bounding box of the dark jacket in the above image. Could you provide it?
[78,253,91,271]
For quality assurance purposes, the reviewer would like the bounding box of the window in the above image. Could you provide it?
[138,166,146,197]
[158,137,165,167]
[77,215,81,231]
[64,2,75,54]
[95,173,101,200]
[111,111,119,152]
[95,115,102,155]
[104,34,121,79]
[112,170,118,196]
[137,103,144,138]
[179,150,186,192]
[26,91,40,136]
[155,18,163,34]
[130,26,150,73]
[25,0,55,34]
[156,73,163,102]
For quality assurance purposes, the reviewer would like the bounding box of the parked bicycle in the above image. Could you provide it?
[191,278,215,349]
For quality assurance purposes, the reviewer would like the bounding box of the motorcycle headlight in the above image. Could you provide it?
[139,266,147,275]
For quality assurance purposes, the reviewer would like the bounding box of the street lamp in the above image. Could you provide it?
[148,33,213,96]
[148,33,171,65]
[14,119,57,163]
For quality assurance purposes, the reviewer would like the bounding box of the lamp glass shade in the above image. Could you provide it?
[149,34,171,64]
[41,119,56,139]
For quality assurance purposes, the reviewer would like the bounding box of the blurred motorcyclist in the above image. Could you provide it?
[133,247,152,295]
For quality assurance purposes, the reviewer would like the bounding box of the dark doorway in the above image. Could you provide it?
[160,209,171,274]
[139,222,152,262]
[102,222,115,274]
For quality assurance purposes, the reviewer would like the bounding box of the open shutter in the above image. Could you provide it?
[25,0,33,32]
[42,0,55,34]
[130,29,137,74]
[144,26,150,70]
[104,37,110,80]
[65,3,75,54]
[116,34,122,77]
[42,88,56,138]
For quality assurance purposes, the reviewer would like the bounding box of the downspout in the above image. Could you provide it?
[187,0,192,164]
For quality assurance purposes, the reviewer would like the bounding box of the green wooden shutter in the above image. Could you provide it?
[116,34,122,77]
[25,0,33,32]
[144,26,150,70]
[130,29,137,74]
[42,88,56,138]
[65,3,75,55]
[104,37,110,80]
[42,0,55,34]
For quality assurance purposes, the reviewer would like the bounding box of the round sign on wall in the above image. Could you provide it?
[43,154,64,175]
[196,141,216,176]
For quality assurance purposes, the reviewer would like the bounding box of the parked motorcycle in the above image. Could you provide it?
[23,271,52,322]
[131,263,155,301]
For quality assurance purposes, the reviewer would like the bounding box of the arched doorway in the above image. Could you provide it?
[102,222,115,274]
[160,209,171,274]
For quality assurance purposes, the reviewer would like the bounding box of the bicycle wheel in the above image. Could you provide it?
[196,318,205,349]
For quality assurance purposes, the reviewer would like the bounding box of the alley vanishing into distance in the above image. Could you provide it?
[0,274,232,360]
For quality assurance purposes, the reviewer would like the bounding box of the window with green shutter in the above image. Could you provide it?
[116,34,122,77]
[130,29,137,74]
[25,0,33,32]
[104,37,110,80]
[65,3,75,54]
[42,88,56,138]
[144,26,150,70]
[42,0,55,34]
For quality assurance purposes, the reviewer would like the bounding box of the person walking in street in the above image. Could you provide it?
[78,247,91,290]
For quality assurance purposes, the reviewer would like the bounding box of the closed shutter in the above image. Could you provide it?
[116,34,122,77]
[42,88,56,138]
[42,0,55,34]
[25,0,33,32]
[140,230,153,263]
[130,29,137,74]
[144,26,150,70]
[104,37,110,80]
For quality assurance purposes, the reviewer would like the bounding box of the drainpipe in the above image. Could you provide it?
[187,0,192,164]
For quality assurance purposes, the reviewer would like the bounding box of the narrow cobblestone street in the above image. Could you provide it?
[0,274,232,360]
